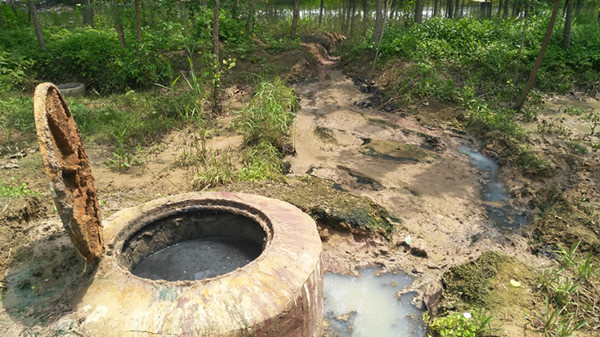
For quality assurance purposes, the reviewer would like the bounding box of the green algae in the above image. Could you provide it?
[222,176,400,238]
[360,140,439,163]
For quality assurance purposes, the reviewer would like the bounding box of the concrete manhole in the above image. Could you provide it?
[33,83,324,337]
[80,193,323,336]
[57,82,86,96]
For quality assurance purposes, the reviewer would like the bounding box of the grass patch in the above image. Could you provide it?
[237,141,286,183]
[191,149,236,190]
[0,178,39,199]
[236,77,297,151]
[531,242,598,336]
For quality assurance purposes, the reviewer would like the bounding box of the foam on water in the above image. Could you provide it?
[323,268,426,337]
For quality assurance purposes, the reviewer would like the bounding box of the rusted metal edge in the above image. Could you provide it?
[33,82,104,263]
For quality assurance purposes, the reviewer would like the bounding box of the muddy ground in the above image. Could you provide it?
[1,33,599,336]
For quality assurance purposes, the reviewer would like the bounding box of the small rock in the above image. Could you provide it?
[410,247,428,258]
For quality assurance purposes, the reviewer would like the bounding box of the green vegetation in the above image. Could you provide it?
[0,178,38,199]
[237,77,297,150]
[352,15,600,98]
[192,77,297,189]
[426,309,497,337]
[532,242,598,336]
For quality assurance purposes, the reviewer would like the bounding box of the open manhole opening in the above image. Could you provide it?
[118,205,268,282]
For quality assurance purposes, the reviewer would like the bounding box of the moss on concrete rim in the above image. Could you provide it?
[221,176,400,239]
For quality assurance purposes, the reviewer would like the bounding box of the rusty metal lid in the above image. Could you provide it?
[33,83,104,263]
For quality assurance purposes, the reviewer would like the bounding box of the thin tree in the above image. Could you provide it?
[514,0,562,110]
[415,0,424,23]
[114,0,126,49]
[455,0,460,17]
[28,0,45,50]
[212,0,222,115]
[373,0,383,43]
[434,0,439,16]
[371,0,388,79]
[135,0,142,43]
[319,0,324,25]
[362,0,369,33]
[291,0,299,38]
[0,3,3,30]
[563,0,574,50]
[9,0,19,16]
[503,0,509,17]
[248,0,254,36]
[82,0,93,26]
[446,0,454,18]
[350,0,358,36]
[575,0,583,15]
[513,0,529,83]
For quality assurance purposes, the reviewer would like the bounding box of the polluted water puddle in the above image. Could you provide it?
[132,237,262,281]
[323,268,426,337]
[458,146,526,231]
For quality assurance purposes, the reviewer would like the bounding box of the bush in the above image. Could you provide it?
[1,27,171,94]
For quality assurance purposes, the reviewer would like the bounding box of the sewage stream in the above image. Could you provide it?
[458,146,527,231]
[323,268,426,337]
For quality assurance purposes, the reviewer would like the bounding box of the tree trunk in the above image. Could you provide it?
[362,0,368,32]
[503,0,509,17]
[371,0,388,79]
[114,0,126,49]
[248,0,254,35]
[434,0,439,16]
[563,0,573,50]
[514,0,561,110]
[291,0,299,38]
[9,0,19,16]
[135,0,142,43]
[319,0,324,24]
[373,0,383,43]
[212,0,221,115]
[513,0,529,83]
[344,0,352,34]
[28,0,45,50]
[415,0,423,23]
[0,4,3,29]
[390,0,396,19]
[446,0,454,18]
[498,0,503,16]
[575,0,582,15]
[350,0,357,35]
[511,0,519,17]
[454,0,460,17]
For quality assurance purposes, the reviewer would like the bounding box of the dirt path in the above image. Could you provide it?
[288,60,548,307]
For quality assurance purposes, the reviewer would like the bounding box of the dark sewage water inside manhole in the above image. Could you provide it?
[131,237,262,281]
